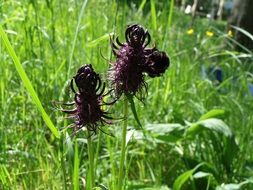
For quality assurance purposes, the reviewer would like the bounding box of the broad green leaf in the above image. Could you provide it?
[199,109,226,121]
[216,179,253,190]
[155,135,182,143]
[0,25,59,138]
[182,157,218,178]
[145,123,184,134]
[146,123,185,142]
[186,118,232,137]
[222,135,239,171]
[173,170,194,190]
[193,171,211,179]
[173,163,204,190]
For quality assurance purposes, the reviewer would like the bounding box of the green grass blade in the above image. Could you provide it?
[0,25,59,138]
[67,0,88,79]
[0,165,11,186]
[126,94,142,129]
[49,59,66,87]
[163,0,174,49]
[138,0,147,12]
[232,25,253,41]
[168,0,174,28]
[150,0,157,32]
[87,33,113,47]
[73,140,80,190]
[173,163,205,190]
[199,109,226,121]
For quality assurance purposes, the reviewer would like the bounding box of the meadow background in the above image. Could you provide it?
[0,0,253,189]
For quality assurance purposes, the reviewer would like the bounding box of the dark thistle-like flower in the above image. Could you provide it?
[109,24,150,98]
[109,24,170,99]
[62,64,114,135]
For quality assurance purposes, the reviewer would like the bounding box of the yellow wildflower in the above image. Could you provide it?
[227,30,233,37]
[187,28,194,35]
[206,31,214,37]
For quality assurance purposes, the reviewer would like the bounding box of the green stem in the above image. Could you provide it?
[118,97,129,190]
[87,131,95,188]
[94,131,102,169]
[107,135,116,189]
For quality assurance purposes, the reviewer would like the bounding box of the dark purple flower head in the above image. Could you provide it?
[62,64,113,135]
[144,49,170,78]
[109,24,170,100]
[109,24,151,98]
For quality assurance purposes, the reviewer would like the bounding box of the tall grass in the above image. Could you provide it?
[1,0,253,189]
[0,26,59,138]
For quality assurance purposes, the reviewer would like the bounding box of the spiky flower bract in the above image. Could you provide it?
[109,24,170,100]
[62,64,113,135]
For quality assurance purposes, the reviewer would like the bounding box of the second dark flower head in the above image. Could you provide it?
[62,64,113,135]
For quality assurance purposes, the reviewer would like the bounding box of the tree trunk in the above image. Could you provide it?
[211,0,219,20]
[217,0,225,20]
[228,0,253,50]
